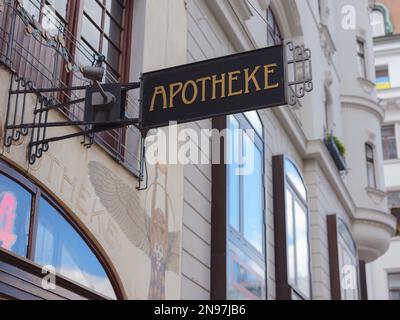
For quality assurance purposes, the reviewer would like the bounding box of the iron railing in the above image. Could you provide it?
[0,0,141,176]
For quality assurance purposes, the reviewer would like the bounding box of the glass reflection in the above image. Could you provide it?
[34,199,116,299]
[0,174,31,257]
[243,135,263,252]
[228,116,240,231]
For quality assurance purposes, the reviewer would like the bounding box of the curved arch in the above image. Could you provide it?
[337,217,358,256]
[284,156,307,201]
[0,158,127,300]
[373,3,394,35]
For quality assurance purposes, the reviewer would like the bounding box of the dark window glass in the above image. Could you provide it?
[357,40,367,79]
[34,198,116,299]
[0,175,31,257]
[365,143,376,188]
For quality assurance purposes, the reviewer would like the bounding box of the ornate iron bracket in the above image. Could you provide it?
[286,42,313,107]
[3,75,141,165]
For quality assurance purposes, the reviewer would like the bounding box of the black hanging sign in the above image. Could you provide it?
[140,44,286,129]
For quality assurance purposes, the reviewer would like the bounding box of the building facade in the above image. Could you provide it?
[366,0,400,300]
[0,0,396,300]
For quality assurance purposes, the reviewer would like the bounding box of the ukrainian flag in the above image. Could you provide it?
[376,76,391,90]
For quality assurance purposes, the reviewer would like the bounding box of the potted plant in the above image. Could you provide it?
[325,134,347,171]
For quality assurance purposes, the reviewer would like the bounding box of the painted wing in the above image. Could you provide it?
[166,231,181,274]
[88,161,150,255]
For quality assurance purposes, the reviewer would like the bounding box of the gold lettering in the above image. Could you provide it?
[212,73,226,100]
[244,66,261,94]
[149,86,168,112]
[169,82,183,108]
[264,64,279,90]
[182,80,198,105]
[228,70,243,97]
[196,76,211,102]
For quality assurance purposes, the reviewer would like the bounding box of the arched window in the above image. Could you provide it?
[371,9,386,37]
[273,156,312,300]
[337,218,360,300]
[327,215,360,300]
[0,161,120,300]
[284,157,311,299]
[266,8,282,46]
[227,112,265,300]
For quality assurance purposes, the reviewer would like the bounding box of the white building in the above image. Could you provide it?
[0,0,396,300]
[366,0,400,300]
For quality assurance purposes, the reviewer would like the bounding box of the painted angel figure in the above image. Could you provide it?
[88,161,180,300]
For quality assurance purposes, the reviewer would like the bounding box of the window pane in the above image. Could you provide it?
[388,273,400,300]
[228,116,240,231]
[286,189,296,286]
[382,125,397,160]
[285,159,307,201]
[82,14,101,51]
[371,10,386,37]
[227,242,266,300]
[34,199,116,299]
[104,14,122,46]
[0,174,31,257]
[84,0,103,26]
[106,0,124,22]
[47,0,68,20]
[102,38,120,72]
[243,134,263,253]
[294,200,310,297]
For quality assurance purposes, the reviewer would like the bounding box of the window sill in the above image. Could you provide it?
[357,77,376,93]
[384,158,400,165]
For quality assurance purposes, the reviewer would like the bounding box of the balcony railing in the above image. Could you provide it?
[0,0,141,176]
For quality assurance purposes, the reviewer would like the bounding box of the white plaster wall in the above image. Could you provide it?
[366,237,400,300]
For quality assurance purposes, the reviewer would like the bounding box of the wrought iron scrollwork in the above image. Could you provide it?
[286,42,313,106]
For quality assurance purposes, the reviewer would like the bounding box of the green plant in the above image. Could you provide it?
[327,134,346,157]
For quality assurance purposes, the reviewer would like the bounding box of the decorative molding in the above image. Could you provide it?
[319,24,336,65]
[227,0,253,22]
[257,0,271,11]
[365,187,387,205]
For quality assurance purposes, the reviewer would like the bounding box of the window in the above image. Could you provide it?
[327,215,361,300]
[0,161,120,299]
[273,156,312,300]
[376,66,391,90]
[357,40,367,79]
[371,9,386,37]
[337,219,360,300]
[382,125,397,160]
[0,0,138,175]
[227,113,266,300]
[365,143,376,188]
[388,273,400,300]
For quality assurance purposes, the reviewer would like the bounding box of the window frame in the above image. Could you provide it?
[226,113,267,300]
[272,155,312,300]
[327,215,363,300]
[0,158,124,300]
[388,272,400,300]
[365,143,377,189]
[381,125,397,160]
[356,39,367,80]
